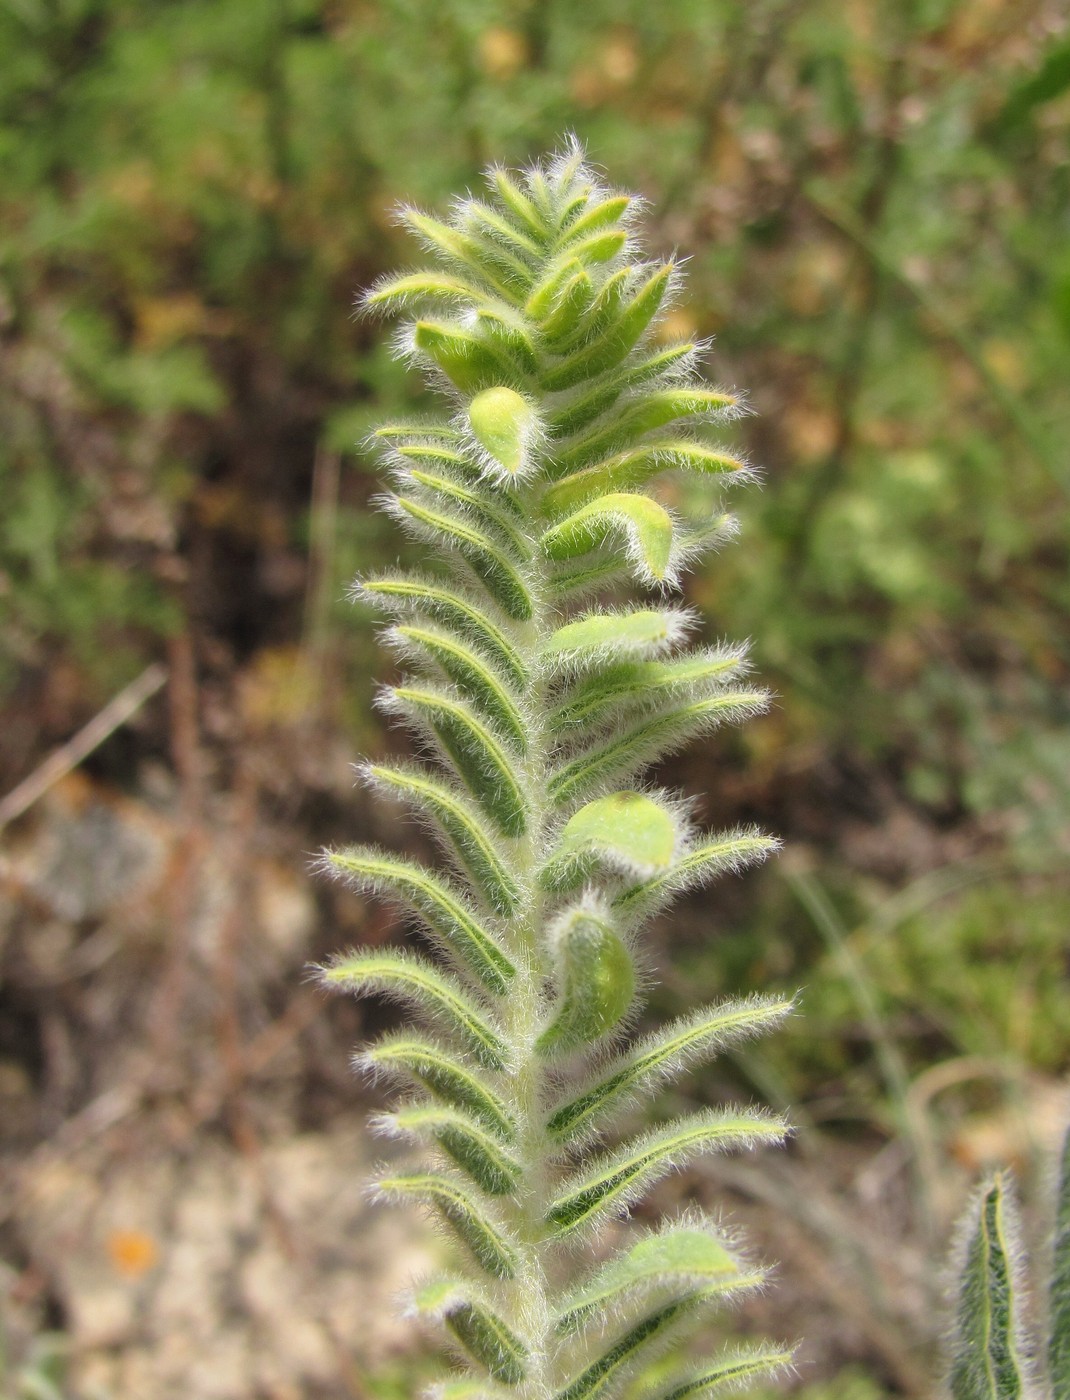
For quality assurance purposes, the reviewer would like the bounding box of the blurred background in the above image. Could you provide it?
[1,1,1068,1396]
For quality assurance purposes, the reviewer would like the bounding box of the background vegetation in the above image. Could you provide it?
[0,2,1067,1397]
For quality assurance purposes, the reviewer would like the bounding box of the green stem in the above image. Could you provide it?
[500,539,556,1399]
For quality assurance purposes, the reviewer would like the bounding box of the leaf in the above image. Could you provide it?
[390,622,527,751]
[1050,1126,1070,1397]
[612,827,781,918]
[541,492,675,584]
[400,209,528,299]
[363,1035,515,1140]
[385,684,529,838]
[358,575,527,689]
[542,608,694,670]
[320,847,516,994]
[556,1220,753,1332]
[364,271,483,312]
[540,264,675,391]
[361,763,522,916]
[545,995,795,1143]
[388,497,533,621]
[653,1346,798,1400]
[554,1296,699,1400]
[552,388,741,474]
[318,950,509,1069]
[374,422,464,445]
[559,195,632,244]
[548,693,770,809]
[377,1105,520,1196]
[398,465,531,556]
[445,1302,528,1384]
[468,386,539,478]
[412,320,519,394]
[539,792,678,891]
[950,1173,1027,1400]
[461,200,542,261]
[543,440,747,517]
[525,258,591,328]
[535,902,637,1057]
[560,228,628,266]
[473,308,540,376]
[376,1172,517,1279]
[548,341,698,439]
[546,1110,786,1238]
[491,168,548,240]
[551,646,748,731]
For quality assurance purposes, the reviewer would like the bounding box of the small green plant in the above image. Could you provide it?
[319,142,795,1399]
[947,1126,1070,1400]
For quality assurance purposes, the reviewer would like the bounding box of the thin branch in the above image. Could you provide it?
[0,662,168,830]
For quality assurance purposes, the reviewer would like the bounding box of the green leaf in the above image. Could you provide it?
[473,308,539,377]
[376,1172,517,1279]
[539,792,678,891]
[377,1104,521,1197]
[461,200,542,261]
[391,622,527,751]
[400,209,529,298]
[535,902,637,1057]
[374,422,464,445]
[950,1173,1027,1400]
[654,1346,798,1400]
[412,320,519,394]
[491,169,548,240]
[445,1302,528,1384]
[318,950,508,1069]
[525,257,589,324]
[359,575,527,689]
[551,646,748,731]
[1051,1126,1070,1397]
[543,440,747,517]
[361,764,522,916]
[546,996,796,1143]
[613,827,781,918]
[468,386,539,478]
[556,1220,752,1332]
[321,847,516,994]
[364,271,483,312]
[363,1035,515,1140]
[547,341,698,439]
[552,388,741,474]
[554,1297,699,1400]
[542,608,693,670]
[540,264,675,392]
[546,1110,786,1238]
[386,685,529,838]
[389,497,534,621]
[541,492,675,584]
[398,461,530,542]
[559,195,632,243]
[561,227,628,266]
[548,693,770,809]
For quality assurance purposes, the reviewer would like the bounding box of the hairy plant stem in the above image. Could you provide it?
[505,578,555,1400]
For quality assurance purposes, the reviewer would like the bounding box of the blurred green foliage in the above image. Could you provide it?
[1,0,1067,1153]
